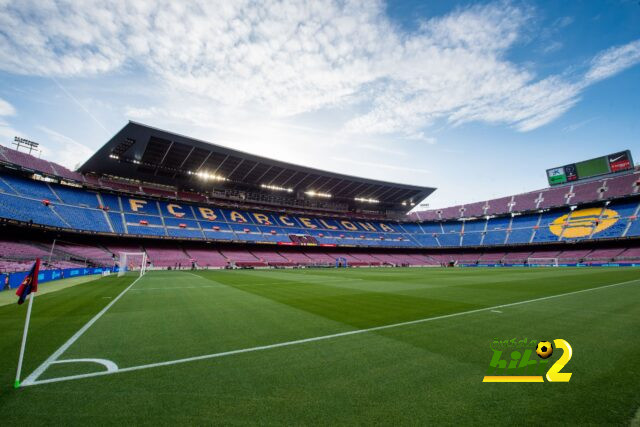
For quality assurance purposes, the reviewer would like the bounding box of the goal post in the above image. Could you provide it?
[526,257,559,267]
[117,252,148,277]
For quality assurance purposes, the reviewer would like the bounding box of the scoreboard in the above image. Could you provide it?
[546,150,633,186]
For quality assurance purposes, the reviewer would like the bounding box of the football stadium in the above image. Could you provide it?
[1,1,640,425]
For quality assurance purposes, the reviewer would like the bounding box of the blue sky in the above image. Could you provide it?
[0,0,638,209]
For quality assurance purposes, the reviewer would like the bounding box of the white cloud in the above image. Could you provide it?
[0,98,15,116]
[0,98,18,142]
[357,143,407,156]
[0,119,18,140]
[38,126,95,169]
[585,39,640,83]
[332,156,431,176]
[0,0,639,143]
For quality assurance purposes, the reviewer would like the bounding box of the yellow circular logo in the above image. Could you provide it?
[549,208,618,238]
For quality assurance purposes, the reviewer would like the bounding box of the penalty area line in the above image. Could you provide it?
[22,277,639,387]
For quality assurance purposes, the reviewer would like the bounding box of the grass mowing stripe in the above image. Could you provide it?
[20,274,144,386]
[23,276,639,387]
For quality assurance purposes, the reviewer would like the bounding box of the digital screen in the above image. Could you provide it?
[576,157,609,179]
[546,150,633,186]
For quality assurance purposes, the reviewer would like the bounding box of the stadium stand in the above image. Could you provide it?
[411,170,639,220]
[568,180,605,205]
[502,251,533,263]
[619,247,640,261]
[145,246,193,268]
[250,250,295,266]
[1,170,638,254]
[0,124,638,275]
[278,251,313,265]
[223,250,267,267]
[585,248,626,261]
[56,242,114,265]
[184,248,229,268]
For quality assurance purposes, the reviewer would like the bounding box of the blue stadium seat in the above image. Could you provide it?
[53,185,100,207]
[2,175,59,200]
[108,212,126,233]
[438,233,460,247]
[510,215,538,229]
[0,177,17,194]
[127,225,166,236]
[483,231,507,245]
[53,205,110,232]
[507,228,533,244]
[461,232,483,246]
[203,229,236,240]
[99,193,122,211]
[441,222,462,233]
[125,213,163,226]
[0,193,67,228]
[167,228,204,238]
[625,219,640,237]
[463,220,486,232]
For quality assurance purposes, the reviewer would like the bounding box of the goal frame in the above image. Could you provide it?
[118,252,148,277]
[526,257,559,267]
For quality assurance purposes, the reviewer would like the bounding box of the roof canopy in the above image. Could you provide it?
[79,122,435,212]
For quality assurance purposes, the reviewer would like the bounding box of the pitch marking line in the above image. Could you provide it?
[20,275,144,386]
[22,277,639,387]
[130,285,221,291]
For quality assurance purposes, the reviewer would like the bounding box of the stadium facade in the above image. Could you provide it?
[0,122,639,282]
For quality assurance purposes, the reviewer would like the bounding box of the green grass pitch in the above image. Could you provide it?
[0,267,639,424]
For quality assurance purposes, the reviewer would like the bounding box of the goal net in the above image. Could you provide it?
[118,252,148,277]
[527,257,559,267]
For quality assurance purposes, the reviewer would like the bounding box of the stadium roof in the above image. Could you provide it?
[79,122,435,211]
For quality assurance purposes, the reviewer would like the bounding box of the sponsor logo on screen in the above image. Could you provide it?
[608,152,631,172]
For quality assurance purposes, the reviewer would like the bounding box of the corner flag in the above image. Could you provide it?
[16,258,41,305]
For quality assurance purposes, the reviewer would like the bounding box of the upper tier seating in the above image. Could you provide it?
[0,172,638,250]
[411,171,639,220]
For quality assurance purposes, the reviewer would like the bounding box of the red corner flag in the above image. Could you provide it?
[16,258,41,305]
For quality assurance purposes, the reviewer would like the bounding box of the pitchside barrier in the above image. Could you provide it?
[1,266,115,290]
[457,263,640,268]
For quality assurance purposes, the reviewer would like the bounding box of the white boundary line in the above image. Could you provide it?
[21,277,639,387]
[130,285,220,291]
[20,275,144,386]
